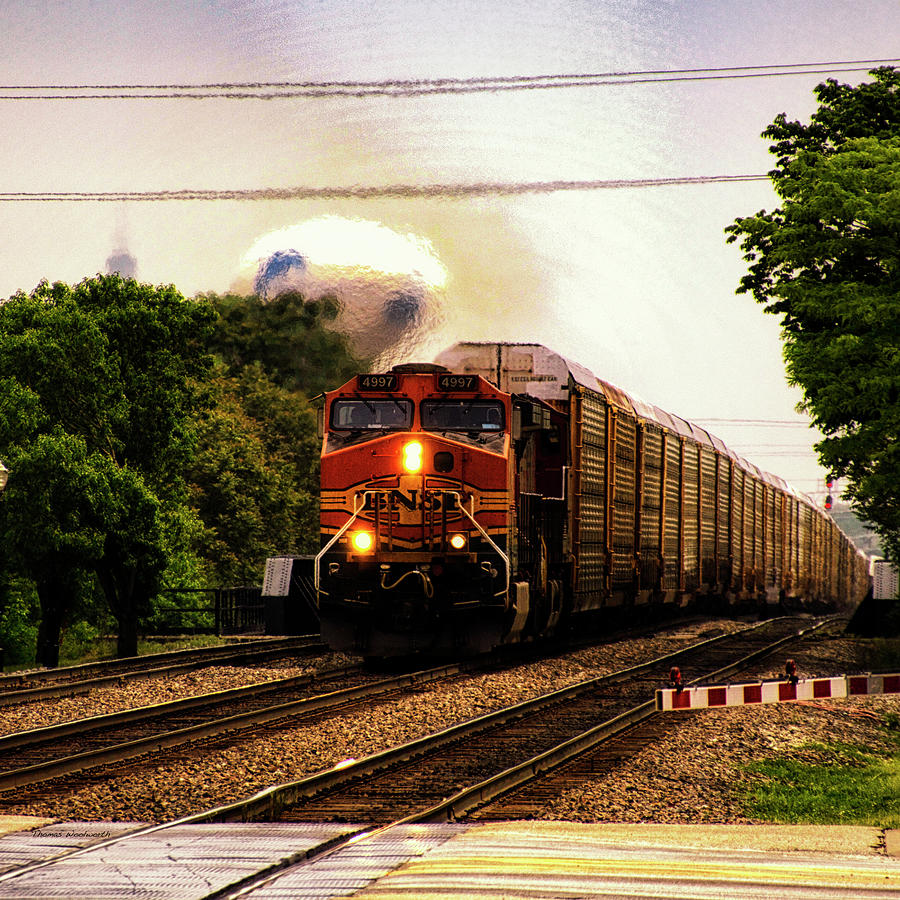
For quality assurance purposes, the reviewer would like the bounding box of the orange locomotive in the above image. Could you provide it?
[316,363,522,655]
[315,342,869,657]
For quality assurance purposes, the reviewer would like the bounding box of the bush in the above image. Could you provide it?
[0,578,39,668]
[59,619,104,664]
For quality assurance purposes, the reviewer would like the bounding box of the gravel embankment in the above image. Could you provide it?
[538,696,900,824]
[1,619,894,825]
[538,633,900,824]
[0,654,358,736]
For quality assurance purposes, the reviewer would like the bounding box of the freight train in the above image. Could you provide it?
[313,342,869,656]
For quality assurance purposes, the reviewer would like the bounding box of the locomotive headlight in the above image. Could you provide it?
[351,530,374,552]
[402,440,424,473]
[449,533,467,551]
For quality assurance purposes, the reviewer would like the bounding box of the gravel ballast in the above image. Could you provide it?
[0,654,357,737]
[1,618,895,825]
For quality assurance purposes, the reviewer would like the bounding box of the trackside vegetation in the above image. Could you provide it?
[739,711,900,827]
[727,66,900,565]
[0,276,361,667]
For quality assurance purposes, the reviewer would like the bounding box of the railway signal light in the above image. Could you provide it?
[824,495,833,510]
[785,659,798,685]
[669,666,683,693]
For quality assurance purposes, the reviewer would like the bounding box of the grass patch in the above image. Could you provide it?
[57,634,228,666]
[3,634,233,672]
[864,637,900,672]
[739,717,900,827]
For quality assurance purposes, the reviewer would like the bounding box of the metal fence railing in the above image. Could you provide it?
[150,587,264,636]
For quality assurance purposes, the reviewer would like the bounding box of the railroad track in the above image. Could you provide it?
[0,615,725,799]
[0,616,838,899]
[0,653,522,801]
[191,615,832,827]
[0,636,325,706]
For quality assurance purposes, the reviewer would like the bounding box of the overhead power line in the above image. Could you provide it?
[692,418,816,427]
[1,58,897,99]
[0,174,769,202]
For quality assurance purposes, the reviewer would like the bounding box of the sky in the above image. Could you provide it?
[2,0,899,502]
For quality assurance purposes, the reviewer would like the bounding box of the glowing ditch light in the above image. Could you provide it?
[449,533,467,550]
[402,440,424,473]
[351,531,374,552]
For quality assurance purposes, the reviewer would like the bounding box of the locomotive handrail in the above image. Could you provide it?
[316,489,511,601]
[446,491,510,599]
[313,493,368,592]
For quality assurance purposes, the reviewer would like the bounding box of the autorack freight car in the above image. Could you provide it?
[314,342,869,656]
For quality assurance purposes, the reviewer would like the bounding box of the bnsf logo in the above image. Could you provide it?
[363,489,470,513]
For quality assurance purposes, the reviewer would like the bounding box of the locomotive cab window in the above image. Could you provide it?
[422,400,505,431]
[331,399,413,430]
[327,399,413,451]
[421,400,506,451]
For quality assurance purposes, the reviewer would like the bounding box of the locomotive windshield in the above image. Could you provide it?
[421,400,505,431]
[331,398,413,430]
[421,400,506,451]
[327,398,413,450]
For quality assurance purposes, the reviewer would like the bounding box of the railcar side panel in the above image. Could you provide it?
[682,442,700,592]
[639,425,664,597]
[611,410,638,601]
[732,467,746,595]
[753,479,765,592]
[699,446,717,589]
[571,386,607,611]
[662,435,682,594]
[717,456,732,592]
[769,488,781,595]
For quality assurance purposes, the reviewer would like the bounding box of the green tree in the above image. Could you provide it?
[1,431,107,666]
[201,291,362,394]
[0,275,214,661]
[726,67,900,560]
[186,364,320,586]
[184,291,361,587]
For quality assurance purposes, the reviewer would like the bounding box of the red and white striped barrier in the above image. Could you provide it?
[656,673,900,712]
[847,673,900,696]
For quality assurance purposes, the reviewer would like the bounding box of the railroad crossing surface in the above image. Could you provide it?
[0,818,898,898]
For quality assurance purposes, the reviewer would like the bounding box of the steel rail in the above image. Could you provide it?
[0,657,495,792]
[0,636,325,706]
[403,617,835,824]
[183,616,818,825]
[1,636,318,685]
[0,663,364,753]
[0,616,829,898]
[191,616,837,899]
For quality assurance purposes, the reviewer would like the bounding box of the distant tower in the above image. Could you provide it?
[104,249,138,278]
[106,206,137,278]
